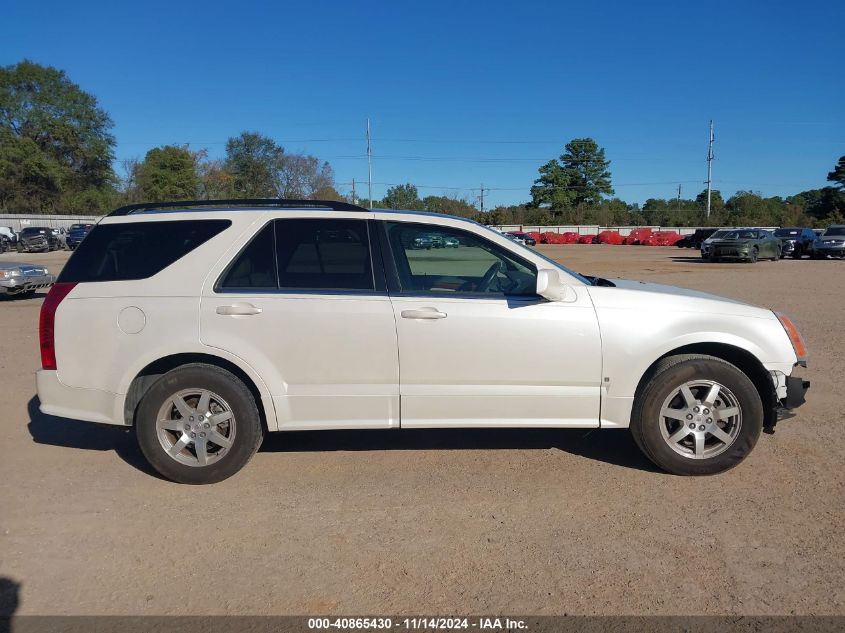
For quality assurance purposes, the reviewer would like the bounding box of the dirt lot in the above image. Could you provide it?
[0,245,843,616]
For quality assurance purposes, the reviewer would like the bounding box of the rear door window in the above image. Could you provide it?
[58,220,231,283]
[218,218,375,292]
[276,219,374,291]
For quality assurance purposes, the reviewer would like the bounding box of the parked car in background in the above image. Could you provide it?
[624,228,653,245]
[0,226,17,246]
[507,231,537,246]
[676,228,717,249]
[773,228,817,259]
[596,230,624,245]
[65,223,95,250]
[577,234,597,244]
[16,227,56,252]
[700,229,732,259]
[51,227,67,249]
[643,231,683,246]
[410,234,434,249]
[707,229,781,263]
[0,261,55,298]
[811,225,845,259]
[35,199,808,483]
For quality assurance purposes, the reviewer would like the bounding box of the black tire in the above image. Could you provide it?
[136,363,264,484]
[16,243,23,253]
[792,249,802,259]
[749,248,758,263]
[17,290,36,299]
[630,354,763,476]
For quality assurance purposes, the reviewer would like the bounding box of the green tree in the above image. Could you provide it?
[382,183,423,209]
[529,160,576,209]
[0,60,116,212]
[530,138,613,210]
[827,156,845,190]
[224,131,285,197]
[133,145,198,201]
[422,195,477,217]
[695,189,725,212]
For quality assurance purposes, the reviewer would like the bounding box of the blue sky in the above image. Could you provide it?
[4,0,843,208]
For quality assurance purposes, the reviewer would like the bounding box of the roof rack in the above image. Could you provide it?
[107,198,369,217]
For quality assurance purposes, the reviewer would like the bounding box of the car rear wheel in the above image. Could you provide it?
[630,354,763,475]
[749,248,758,263]
[136,363,264,484]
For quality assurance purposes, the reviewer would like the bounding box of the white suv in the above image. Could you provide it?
[36,200,809,484]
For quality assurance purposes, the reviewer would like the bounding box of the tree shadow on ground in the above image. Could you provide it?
[26,395,659,477]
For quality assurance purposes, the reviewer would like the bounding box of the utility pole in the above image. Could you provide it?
[705,120,714,219]
[479,184,485,213]
[677,184,682,213]
[366,118,373,210]
[351,178,357,205]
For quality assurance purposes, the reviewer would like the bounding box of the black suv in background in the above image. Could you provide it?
[676,228,717,249]
[17,227,61,252]
[773,228,817,259]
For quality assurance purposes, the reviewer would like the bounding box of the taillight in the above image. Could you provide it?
[776,312,808,365]
[39,282,76,370]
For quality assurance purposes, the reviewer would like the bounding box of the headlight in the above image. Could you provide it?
[0,270,22,279]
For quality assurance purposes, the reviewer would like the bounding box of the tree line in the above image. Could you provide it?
[2,60,843,228]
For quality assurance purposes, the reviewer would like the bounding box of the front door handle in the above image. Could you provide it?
[216,303,262,316]
[401,307,447,320]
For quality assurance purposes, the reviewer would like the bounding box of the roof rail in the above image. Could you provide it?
[107,198,369,217]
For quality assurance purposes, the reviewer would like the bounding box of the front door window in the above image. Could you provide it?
[384,222,536,297]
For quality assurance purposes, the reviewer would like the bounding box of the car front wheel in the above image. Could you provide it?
[136,363,264,484]
[630,354,763,475]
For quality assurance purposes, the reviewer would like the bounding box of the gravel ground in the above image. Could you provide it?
[0,245,842,616]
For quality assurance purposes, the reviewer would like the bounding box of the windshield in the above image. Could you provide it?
[21,227,48,235]
[774,229,800,237]
[823,226,845,237]
[707,230,730,240]
[722,230,759,240]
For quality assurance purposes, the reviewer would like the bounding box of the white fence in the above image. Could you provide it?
[0,214,101,232]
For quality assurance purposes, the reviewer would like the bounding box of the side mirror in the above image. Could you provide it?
[536,268,577,302]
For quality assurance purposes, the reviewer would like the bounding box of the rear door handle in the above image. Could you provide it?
[401,307,447,320]
[216,303,262,316]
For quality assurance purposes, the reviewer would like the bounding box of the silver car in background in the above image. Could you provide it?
[0,262,56,298]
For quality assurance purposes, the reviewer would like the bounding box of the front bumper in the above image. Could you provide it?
[0,273,55,295]
[713,247,751,259]
[784,375,810,410]
[814,244,845,256]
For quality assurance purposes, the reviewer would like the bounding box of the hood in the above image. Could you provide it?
[587,278,774,320]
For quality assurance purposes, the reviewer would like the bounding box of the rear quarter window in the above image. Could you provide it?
[58,220,231,283]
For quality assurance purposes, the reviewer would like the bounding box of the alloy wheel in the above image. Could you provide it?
[658,380,742,460]
[156,389,236,467]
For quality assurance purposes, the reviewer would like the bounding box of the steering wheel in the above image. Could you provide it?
[477,261,502,292]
